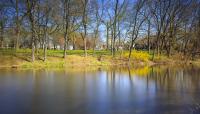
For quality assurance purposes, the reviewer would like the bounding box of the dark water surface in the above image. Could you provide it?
[0,66,200,114]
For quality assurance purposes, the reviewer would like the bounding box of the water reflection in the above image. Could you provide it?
[0,66,200,114]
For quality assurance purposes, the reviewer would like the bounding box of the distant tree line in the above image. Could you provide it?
[0,0,200,61]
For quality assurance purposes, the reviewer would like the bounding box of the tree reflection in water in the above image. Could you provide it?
[0,66,200,114]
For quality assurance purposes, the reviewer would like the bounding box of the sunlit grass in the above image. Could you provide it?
[20,55,112,68]
[0,49,161,68]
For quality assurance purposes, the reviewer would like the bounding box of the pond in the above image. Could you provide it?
[0,65,200,114]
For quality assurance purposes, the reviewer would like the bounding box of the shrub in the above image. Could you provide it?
[123,50,150,62]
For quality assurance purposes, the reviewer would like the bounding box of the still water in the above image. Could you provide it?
[0,66,200,114]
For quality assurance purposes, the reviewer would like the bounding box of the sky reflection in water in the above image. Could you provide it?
[0,66,200,114]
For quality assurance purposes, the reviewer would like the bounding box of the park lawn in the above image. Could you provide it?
[1,48,192,68]
[0,49,113,68]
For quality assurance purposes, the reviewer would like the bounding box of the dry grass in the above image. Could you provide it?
[1,49,195,68]
[0,56,24,68]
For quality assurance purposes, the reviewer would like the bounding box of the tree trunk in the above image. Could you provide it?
[147,20,150,54]
[31,25,35,62]
[83,30,87,57]
[31,18,36,62]
[106,22,109,50]
[156,31,160,57]
[83,22,87,57]
[26,0,36,62]
[112,0,119,57]
[73,36,76,50]
[44,35,47,62]
[93,27,99,56]
[117,21,121,51]
[15,0,20,50]
[63,0,70,59]
[64,32,67,59]
[111,27,114,56]
[0,23,3,48]
[44,24,48,62]
[82,0,88,57]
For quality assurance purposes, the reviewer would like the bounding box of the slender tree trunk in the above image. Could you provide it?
[128,40,134,62]
[83,26,87,57]
[111,27,114,56]
[117,21,121,51]
[15,0,20,50]
[93,24,99,56]
[31,20,36,62]
[92,39,96,56]
[63,0,70,59]
[183,24,188,55]
[112,0,119,57]
[43,13,49,62]
[0,23,3,48]
[92,33,96,56]
[128,10,139,62]
[44,33,47,61]
[156,31,160,57]
[72,35,76,50]
[26,0,36,62]
[31,24,35,62]
[64,32,68,58]
[152,47,155,61]
[106,22,109,50]
[128,35,138,62]
[167,19,174,57]
[147,20,151,54]
[82,0,88,57]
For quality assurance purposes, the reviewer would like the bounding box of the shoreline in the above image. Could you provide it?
[0,54,199,69]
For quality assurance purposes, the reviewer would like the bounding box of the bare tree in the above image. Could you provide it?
[43,1,52,61]
[91,0,104,55]
[0,1,8,48]
[14,0,20,50]
[80,0,89,57]
[25,0,37,62]
[63,0,71,58]
[148,0,170,58]
[128,0,146,62]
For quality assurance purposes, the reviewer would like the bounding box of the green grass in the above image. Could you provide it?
[21,60,66,68]
[3,49,110,56]
[20,55,112,68]
[46,50,111,57]
[0,49,162,68]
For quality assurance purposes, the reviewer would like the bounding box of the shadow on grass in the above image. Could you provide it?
[14,54,32,62]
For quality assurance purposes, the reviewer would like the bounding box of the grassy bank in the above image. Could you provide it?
[0,49,199,68]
